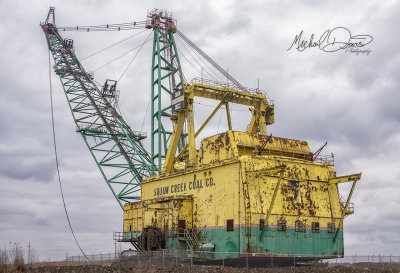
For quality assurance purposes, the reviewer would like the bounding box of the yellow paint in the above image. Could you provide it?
[123,80,360,255]
[163,111,186,173]
[124,131,361,241]
[328,173,362,184]
[162,80,274,175]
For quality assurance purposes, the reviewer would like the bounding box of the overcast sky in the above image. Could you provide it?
[1,0,399,260]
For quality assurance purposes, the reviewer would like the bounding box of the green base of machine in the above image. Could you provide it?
[160,227,344,260]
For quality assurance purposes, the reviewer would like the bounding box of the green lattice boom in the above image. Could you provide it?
[149,10,185,172]
[42,23,152,209]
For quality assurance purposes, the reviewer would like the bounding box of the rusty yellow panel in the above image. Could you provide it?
[242,155,343,229]
[198,131,313,166]
[265,106,275,125]
[144,199,174,232]
[234,132,310,153]
[132,152,346,232]
[243,156,331,181]
[123,130,359,256]
[198,132,236,165]
[140,162,242,230]
[180,199,193,227]
[127,151,347,236]
[123,201,143,233]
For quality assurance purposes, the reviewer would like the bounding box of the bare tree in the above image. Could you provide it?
[10,243,25,272]
[0,248,10,273]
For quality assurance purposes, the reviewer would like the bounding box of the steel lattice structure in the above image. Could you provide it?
[42,11,152,209]
[148,9,186,172]
[41,8,254,209]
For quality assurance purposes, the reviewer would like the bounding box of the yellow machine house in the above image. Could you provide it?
[121,79,361,259]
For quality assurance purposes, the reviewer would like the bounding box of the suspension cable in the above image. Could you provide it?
[141,96,151,133]
[118,30,152,82]
[177,48,203,78]
[81,29,148,61]
[177,40,220,82]
[93,34,152,72]
[177,30,247,91]
[48,50,92,262]
[176,35,223,82]
[57,21,148,32]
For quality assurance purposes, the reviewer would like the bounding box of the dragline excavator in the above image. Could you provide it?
[42,7,361,262]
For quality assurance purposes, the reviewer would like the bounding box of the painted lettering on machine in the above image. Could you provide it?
[153,177,215,197]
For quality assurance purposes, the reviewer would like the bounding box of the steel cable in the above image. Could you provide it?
[92,33,152,72]
[81,29,148,61]
[176,35,224,82]
[48,50,92,263]
[177,48,204,78]
[177,30,247,92]
[57,21,148,32]
[118,30,153,82]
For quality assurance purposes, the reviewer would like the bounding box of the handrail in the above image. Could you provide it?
[183,228,200,250]
[189,77,273,103]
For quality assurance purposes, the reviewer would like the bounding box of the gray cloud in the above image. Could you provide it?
[0,0,399,260]
[0,155,55,182]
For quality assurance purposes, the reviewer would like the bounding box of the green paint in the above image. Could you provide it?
[150,20,185,173]
[43,26,152,209]
[161,227,343,260]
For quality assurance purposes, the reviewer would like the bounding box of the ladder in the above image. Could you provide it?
[183,229,200,251]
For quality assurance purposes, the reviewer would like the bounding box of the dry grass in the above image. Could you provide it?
[0,243,26,273]
[0,249,10,273]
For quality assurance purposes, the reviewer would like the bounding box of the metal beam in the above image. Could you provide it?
[169,101,224,169]
[149,13,185,173]
[260,165,286,240]
[225,102,232,131]
[334,179,358,242]
[328,173,362,184]
[42,24,152,208]
[192,83,269,108]
[162,112,186,173]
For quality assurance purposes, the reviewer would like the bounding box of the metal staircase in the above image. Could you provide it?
[183,229,200,251]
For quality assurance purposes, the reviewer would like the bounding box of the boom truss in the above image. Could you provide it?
[41,9,152,209]
[147,9,186,172]
[41,7,275,208]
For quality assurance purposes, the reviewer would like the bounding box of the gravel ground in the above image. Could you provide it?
[7,264,399,273]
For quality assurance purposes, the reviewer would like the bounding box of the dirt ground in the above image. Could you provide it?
[7,264,400,273]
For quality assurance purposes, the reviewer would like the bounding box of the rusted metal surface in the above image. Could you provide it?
[123,131,360,257]
[199,131,313,165]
